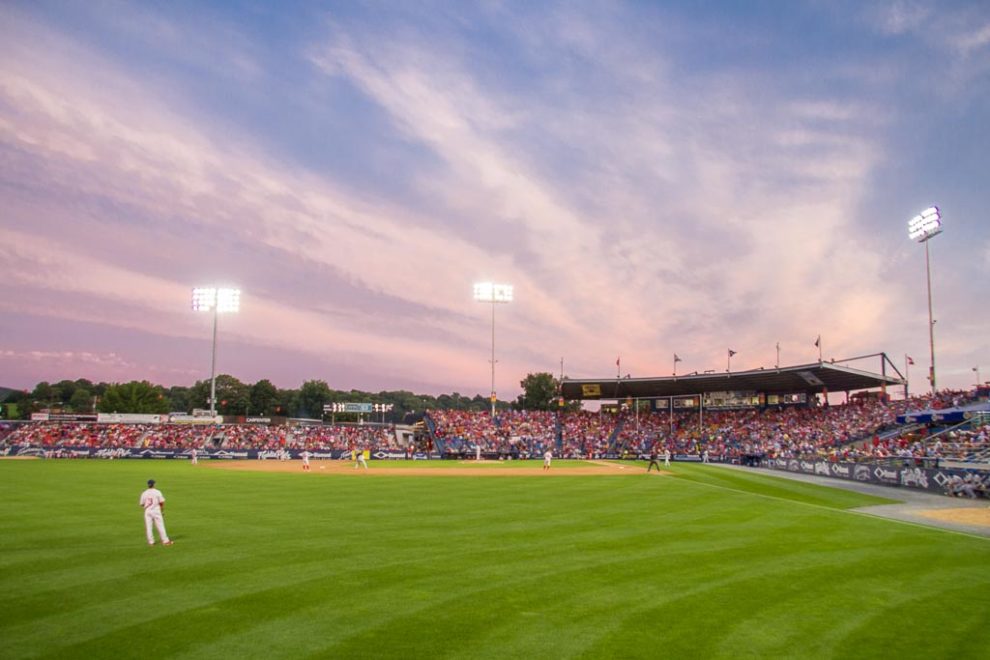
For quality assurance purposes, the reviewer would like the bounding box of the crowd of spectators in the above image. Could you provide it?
[2,389,984,466]
[425,389,987,463]
[848,422,990,465]
[428,409,557,456]
[0,422,397,453]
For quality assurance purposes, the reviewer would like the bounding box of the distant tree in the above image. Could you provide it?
[298,380,332,419]
[7,390,33,419]
[31,382,55,408]
[189,375,249,415]
[164,386,192,413]
[68,388,93,413]
[74,378,94,392]
[250,379,279,416]
[214,375,250,415]
[274,388,299,417]
[98,381,169,414]
[515,372,559,411]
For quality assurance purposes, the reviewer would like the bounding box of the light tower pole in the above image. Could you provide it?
[473,282,513,417]
[192,287,241,417]
[908,206,942,395]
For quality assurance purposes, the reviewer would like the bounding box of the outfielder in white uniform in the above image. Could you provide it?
[190,448,198,465]
[354,448,368,470]
[543,449,553,471]
[139,479,173,546]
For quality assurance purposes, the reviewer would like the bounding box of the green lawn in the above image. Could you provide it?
[1,460,987,659]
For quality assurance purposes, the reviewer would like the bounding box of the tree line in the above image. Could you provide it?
[0,372,573,421]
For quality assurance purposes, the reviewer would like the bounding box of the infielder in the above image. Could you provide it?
[301,450,311,471]
[663,448,671,467]
[139,479,173,546]
[647,448,662,472]
[354,448,368,470]
[190,447,198,465]
[543,448,553,471]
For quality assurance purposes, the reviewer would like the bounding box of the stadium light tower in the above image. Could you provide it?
[908,206,942,394]
[473,282,513,417]
[192,287,241,417]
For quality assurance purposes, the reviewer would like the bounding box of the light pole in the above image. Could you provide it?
[908,206,942,394]
[975,366,982,388]
[192,287,241,417]
[473,282,513,417]
[373,402,394,424]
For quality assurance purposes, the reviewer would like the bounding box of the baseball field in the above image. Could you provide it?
[1,458,988,659]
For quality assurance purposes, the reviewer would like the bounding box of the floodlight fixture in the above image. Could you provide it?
[908,206,942,242]
[192,286,241,417]
[191,287,241,313]
[473,282,513,416]
[473,282,514,303]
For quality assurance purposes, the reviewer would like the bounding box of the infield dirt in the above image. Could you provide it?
[205,459,668,477]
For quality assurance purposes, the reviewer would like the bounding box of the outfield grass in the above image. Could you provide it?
[1,460,987,659]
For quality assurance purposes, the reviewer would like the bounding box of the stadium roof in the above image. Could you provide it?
[561,361,906,400]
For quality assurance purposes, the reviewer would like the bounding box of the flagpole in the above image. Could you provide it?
[904,354,910,399]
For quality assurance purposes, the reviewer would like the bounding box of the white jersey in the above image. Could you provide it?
[544,451,553,463]
[140,488,165,514]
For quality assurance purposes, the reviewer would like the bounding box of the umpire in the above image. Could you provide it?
[647,447,662,472]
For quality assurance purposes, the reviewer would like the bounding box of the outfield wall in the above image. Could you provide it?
[761,457,988,499]
[0,446,429,461]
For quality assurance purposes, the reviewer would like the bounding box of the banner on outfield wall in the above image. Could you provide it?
[97,413,165,424]
[762,458,988,499]
[0,446,429,461]
[168,414,222,424]
[30,413,100,422]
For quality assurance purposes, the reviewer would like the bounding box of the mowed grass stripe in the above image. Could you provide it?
[1,461,988,659]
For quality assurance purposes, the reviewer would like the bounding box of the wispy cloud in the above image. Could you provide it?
[308,5,897,368]
[0,2,986,391]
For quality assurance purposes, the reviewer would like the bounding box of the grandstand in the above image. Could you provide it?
[1,351,987,497]
[559,355,906,401]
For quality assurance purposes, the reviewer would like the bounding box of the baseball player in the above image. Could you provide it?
[543,448,553,471]
[139,479,173,546]
[190,447,198,465]
[301,450,311,471]
[664,448,671,467]
[647,447,662,472]
[354,448,368,470]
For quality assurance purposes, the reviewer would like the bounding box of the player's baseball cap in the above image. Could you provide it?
[147,479,156,486]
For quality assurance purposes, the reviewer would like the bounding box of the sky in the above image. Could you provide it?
[1,0,988,400]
